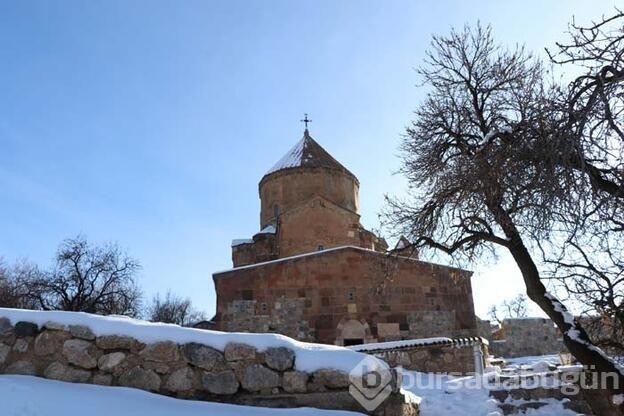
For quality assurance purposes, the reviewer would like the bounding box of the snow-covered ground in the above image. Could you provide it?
[0,355,588,416]
[401,371,502,415]
[401,370,578,416]
[0,309,596,415]
[0,370,582,416]
[0,375,364,416]
[400,353,581,416]
[504,354,560,367]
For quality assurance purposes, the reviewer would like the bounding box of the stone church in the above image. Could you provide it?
[212,128,478,346]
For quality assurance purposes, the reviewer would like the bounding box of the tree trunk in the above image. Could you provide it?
[491,204,624,414]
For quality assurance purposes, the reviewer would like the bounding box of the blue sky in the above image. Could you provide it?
[0,1,613,318]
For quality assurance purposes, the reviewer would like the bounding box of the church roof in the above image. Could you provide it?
[213,245,472,275]
[264,130,356,179]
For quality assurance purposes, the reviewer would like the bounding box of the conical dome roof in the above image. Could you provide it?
[264,129,356,179]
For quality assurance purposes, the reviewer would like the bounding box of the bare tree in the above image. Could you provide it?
[0,259,43,310]
[22,236,143,317]
[503,294,528,319]
[147,291,205,326]
[542,9,624,362]
[488,294,528,324]
[385,22,624,409]
[0,259,16,307]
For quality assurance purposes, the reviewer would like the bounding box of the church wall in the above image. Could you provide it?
[231,244,256,267]
[232,234,277,267]
[213,247,478,345]
[258,168,359,228]
[277,198,361,258]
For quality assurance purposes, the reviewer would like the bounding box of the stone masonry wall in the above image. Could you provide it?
[277,196,363,258]
[225,297,315,342]
[215,246,477,345]
[490,318,565,358]
[259,167,360,229]
[0,316,417,416]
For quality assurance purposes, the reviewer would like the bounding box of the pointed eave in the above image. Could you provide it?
[263,130,357,180]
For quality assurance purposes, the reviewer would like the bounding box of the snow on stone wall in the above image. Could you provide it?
[0,308,417,416]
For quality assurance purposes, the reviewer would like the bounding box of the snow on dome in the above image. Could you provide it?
[266,137,306,175]
[264,130,355,178]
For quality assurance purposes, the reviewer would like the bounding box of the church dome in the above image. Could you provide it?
[258,129,360,228]
[263,129,357,180]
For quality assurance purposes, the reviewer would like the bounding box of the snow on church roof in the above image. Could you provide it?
[231,225,276,247]
[395,236,410,250]
[257,224,276,234]
[264,130,356,179]
[231,239,253,247]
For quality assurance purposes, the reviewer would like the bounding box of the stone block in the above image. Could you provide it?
[283,370,308,393]
[165,367,195,392]
[0,343,10,365]
[377,323,400,338]
[144,361,170,374]
[119,366,161,392]
[265,347,294,371]
[306,377,327,393]
[224,343,257,361]
[44,362,91,383]
[140,341,178,363]
[34,330,70,356]
[12,338,30,353]
[63,339,100,369]
[95,335,139,351]
[6,360,36,375]
[313,369,350,389]
[98,352,126,372]
[0,318,13,335]
[93,373,113,386]
[69,325,96,341]
[14,321,39,337]
[241,364,279,392]
[43,321,66,331]
[182,343,224,371]
[202,370,239,395]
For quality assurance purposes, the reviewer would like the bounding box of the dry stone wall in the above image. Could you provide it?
[0,317,417,416]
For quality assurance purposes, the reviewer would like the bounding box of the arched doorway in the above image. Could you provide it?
[335,317,375,346]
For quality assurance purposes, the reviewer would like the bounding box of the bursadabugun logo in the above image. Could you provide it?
[349,355,395,411]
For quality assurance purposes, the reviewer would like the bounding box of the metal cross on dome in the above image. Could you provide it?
[300,113,312,129]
